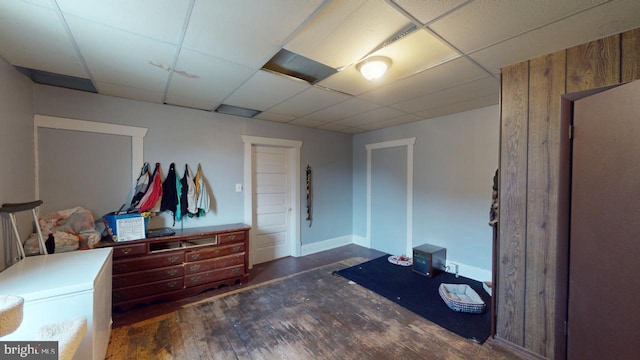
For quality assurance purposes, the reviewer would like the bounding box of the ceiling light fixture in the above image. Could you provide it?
[356,56,392,81]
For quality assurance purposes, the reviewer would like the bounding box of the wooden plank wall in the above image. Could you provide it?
[497,27,640,359]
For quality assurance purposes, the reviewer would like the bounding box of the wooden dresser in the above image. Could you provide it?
[98,223,250,310]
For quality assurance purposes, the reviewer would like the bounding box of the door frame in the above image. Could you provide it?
[365,137,415,256]
[242,135,302,267]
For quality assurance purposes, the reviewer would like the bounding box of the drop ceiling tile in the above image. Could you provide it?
[333,106,408,127]
[253,112,297,123]
[317,123,350,132]
[0,1,87,77]
[56,0,191,43]
[429,0,607,54]
[289,118,324,128]
[224,70,310,111]
[165,49,255,110]
[391,0,470,24]
[182,0,326,68]
[358,113,422,131]
[359,57,489,105]
[470,0,640,74]
[66,17,176,90]
[286,0,413,69]
[415,94,499,120]
[318,29,459,95]
[96,81,164,103]
[391,76,498,113]
[266,86,350,116]
[304,97,380,122]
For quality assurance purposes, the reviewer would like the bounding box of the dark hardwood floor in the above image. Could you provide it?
[111,244,386,328]
[109,245,523,359]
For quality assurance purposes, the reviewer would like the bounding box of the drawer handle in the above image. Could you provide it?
[191,253,201,260]
[233,246,241,252]
[167,281,178,288]
[168,255,180,263]
[228,235,236,240]
[214,249,221,254]
[113,292,123,300]
[190,275,200,283]
[190,264,201,272]
[167,269,178,276]
[232,268,241,274]
[121,248,132,255]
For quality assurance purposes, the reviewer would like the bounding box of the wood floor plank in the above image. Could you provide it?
[107,248,522,360]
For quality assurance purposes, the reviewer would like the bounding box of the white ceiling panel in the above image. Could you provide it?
[334,107,409,127]
[359,113,423,131]
[253,112,297,123]
[66,17,176,90]
[96,81,165,103]
[415,94,499,121]
[471,0,640,75]
[359,57,490,105]
[286,0,412,69]
[266,86,351,117]
[319,29,459,95]
[289,118,324,128]
[182,0,326,68]
[317,123,351,132]
[166,49,255,110]
[56,0,191,44]
[224,70,310,111]
[429,0,608,54]
[391,76,498,114]
[0,1,86,77]
[391,0,470,25]
[303,97,380,122]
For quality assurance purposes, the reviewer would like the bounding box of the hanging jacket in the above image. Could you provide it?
[195,164,210,217]
[161,163,179,224]
[175,165,183,222]
[128,162,150,212]
[185,165,197,216]
[138,162,163,213]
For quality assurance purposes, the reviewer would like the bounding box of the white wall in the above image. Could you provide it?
[353,106,499,281]
[0,60,35,270]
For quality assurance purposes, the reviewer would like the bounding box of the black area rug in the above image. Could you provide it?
[334,255,491,344]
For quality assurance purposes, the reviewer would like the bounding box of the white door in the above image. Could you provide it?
[252,145,292,264]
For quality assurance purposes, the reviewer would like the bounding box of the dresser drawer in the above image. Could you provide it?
[185,253,244,275]
[185,265,244,287]
[185,243,245,262]
[111,243,147,258]
[112,265,184,289]
[113,278,184,302]
[218,231,245,244]
[113,251,184,274]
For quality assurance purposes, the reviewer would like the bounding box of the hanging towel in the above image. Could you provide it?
[161,163,179,225]
[138,163,163,213]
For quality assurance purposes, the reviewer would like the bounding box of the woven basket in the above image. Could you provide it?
[438,283,486,314]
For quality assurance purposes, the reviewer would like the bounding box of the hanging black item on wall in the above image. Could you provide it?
[306,165,312,226]
[161,163,179,226]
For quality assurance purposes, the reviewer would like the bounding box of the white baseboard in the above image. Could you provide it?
[300,235,354,256]
[445,260,491,283]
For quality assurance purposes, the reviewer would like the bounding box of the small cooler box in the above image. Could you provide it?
[412,243,446,277]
